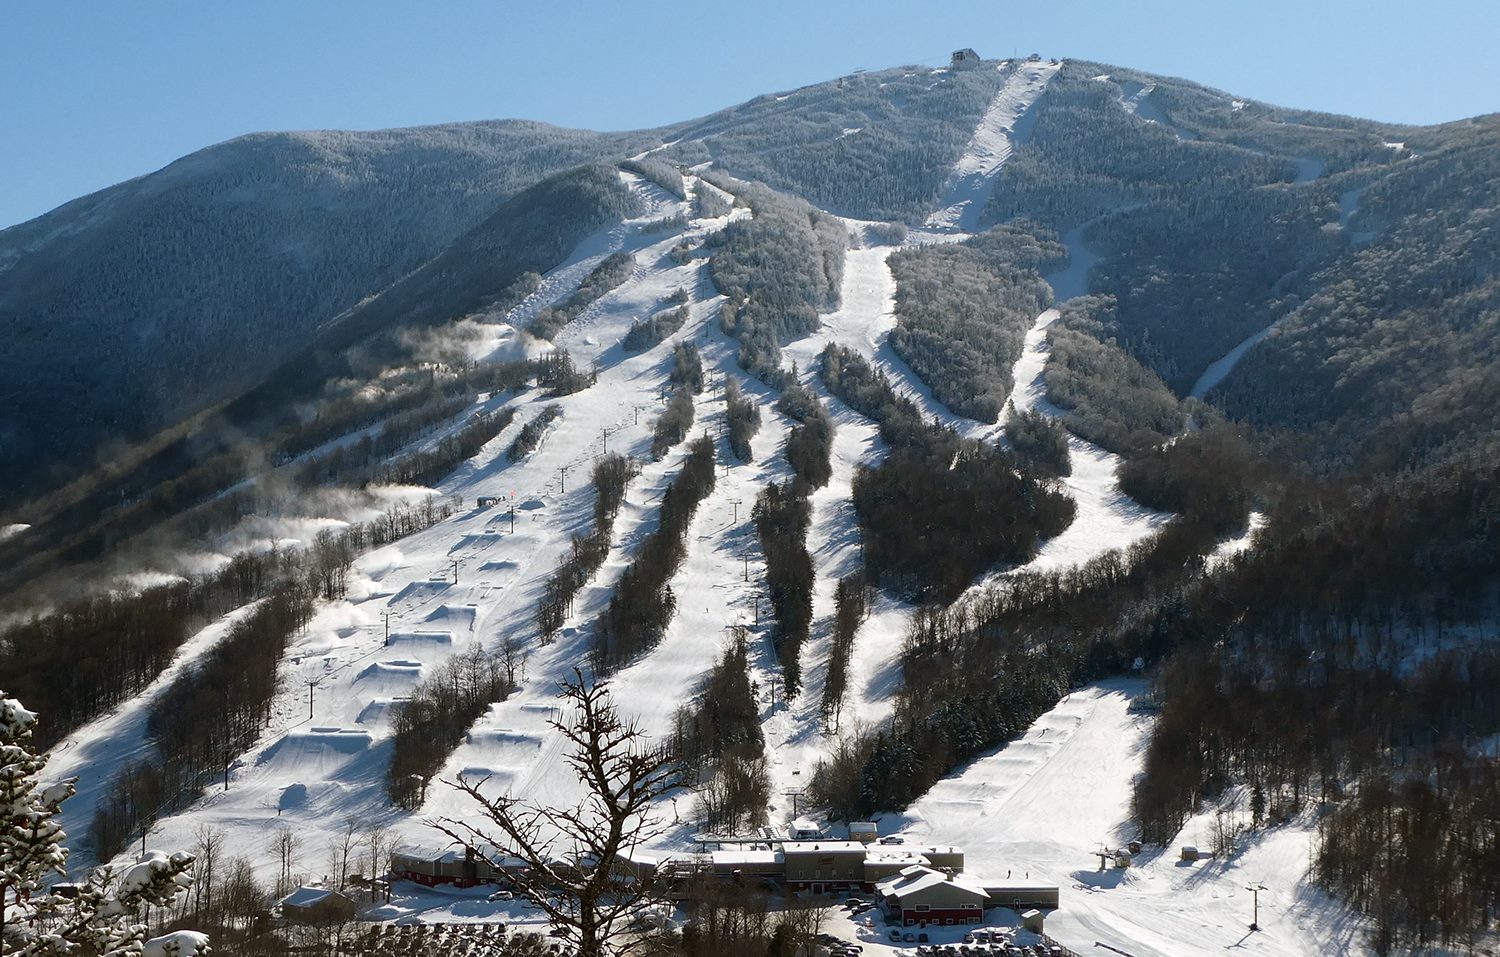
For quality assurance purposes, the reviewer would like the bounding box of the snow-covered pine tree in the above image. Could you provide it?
[0,693,205,957]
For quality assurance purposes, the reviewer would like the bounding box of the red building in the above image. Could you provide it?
[876,865,989,927]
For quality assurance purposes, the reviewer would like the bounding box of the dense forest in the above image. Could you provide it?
[0,158,644,512]
[887,227,1063,422]
[664,62,1009,222]
[820,345,1075,601]
[703,175,846,387]
[1044,296,1187,454]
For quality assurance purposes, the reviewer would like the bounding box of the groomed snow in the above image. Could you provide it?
[891,681,1370,957]
[40,167,1390,957]
[926,61,1060,231]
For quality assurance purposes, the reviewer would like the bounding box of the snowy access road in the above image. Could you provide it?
[927,60,1060,232]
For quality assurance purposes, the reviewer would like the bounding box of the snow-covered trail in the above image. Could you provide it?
[47,604,262,851]
[1189,321,1277,399]
[986,303,1170,581]
[58,175,766,875]
[893,681,1367,957]
[1118,80,1198,142]
[927,60,1060,232]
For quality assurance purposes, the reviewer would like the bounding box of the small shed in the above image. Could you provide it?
[1180,845,1201,862]
[279,886,358,924]
[790,818,823,840]
[850,821,879,844]
[1021,909,1045,934]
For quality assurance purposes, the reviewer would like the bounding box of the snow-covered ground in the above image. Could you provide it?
[1189,322,1278,400]
[926,61,1060,232]
[38,163,1387,957]
[891,681,1371,957]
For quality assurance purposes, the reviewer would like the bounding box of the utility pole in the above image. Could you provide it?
[601,426,609,454]
[559,464,571,493]
[728,498,742,523]
[508,503,516,534]
[450,559,460,584]
[1246,883,1267,931]
[307,680,317,720]
[382,611,392,646]
[743,555,750,582]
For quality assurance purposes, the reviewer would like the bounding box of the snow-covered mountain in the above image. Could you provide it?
[3,53,1498,957]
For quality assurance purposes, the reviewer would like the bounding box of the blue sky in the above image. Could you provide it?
[3,0,1497,228]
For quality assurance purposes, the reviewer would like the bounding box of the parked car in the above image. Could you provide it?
[487,889,513,901]
[879,836,905,845]
[904,932,917,943]
[889,930,902,942]
[917,933,929,943]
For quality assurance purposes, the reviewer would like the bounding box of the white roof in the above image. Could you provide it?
[865,850,930,865]
[712,850,783,866]
[782,840,865,853]
[876,865,989,901]
[281,886,346,909]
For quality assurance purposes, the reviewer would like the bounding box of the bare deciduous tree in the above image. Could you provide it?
[269,825,299,898]
[433,669,686,957]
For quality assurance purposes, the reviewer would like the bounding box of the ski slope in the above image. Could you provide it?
[36,160,1387,957]
[892,681,1369,957]
[926,60,1060,231]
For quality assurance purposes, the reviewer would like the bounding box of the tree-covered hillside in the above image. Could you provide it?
[0,121,658,507]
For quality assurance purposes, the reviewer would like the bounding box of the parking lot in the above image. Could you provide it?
[818,901,1068,957]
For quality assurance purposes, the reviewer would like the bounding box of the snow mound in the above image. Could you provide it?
[386,630,454,646]
[425,604,477,630]
[257,728,373,769]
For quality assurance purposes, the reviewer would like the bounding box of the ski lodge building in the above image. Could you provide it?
[392,837,1058,912]
[877,865,989,926]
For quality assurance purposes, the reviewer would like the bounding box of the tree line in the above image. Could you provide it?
[622,300,690,353]
[508,405,563,461]
[820,574,870,728]
[753,483,815,696]
[673,631,771,833]
[701,173,845,388]
[536,453,640,640]
[0,394,504,752]
[820,344,1075,601]
[88,494,458,859]
[887,227,1062,423]
[529,251,635,341]
[593,437,717,671]
[386,644,518,809]
[724,378,762,463]
[652,343,705,459]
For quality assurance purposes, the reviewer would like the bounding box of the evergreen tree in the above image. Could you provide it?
[0,693,202,957]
